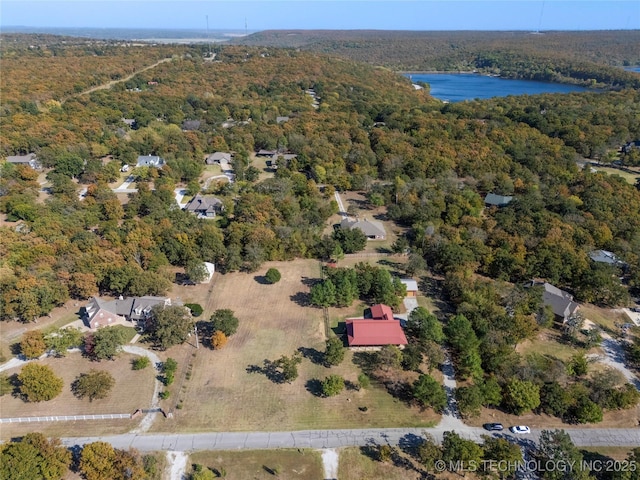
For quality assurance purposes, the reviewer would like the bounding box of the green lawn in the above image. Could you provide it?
[592,166,640,185]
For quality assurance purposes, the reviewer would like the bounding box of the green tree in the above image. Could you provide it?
[265,268,281,284]
[275,353,302,383]
[482,436,522,478]
[358,373,370,389]
[324,336,345,366]
[18,363,63,402]
[332,227,367,254]
[210,309,239,336]
[161,358,178,385]
[567,353,588,377]
[191,463,217,480]
[148,305,194,349]
[321,374,345,396]
[185,260,208,284]
[455,384,484,418]
[441,431,483,471]
[45,327,83,357]
[72,370,115,402]
[132,356,150,370]
[502,378,540,415]
[417,433,442,471]
[540,381,572,418]
[0,374,13,396]
[413,374,447,412]
[0,433,71,480]
[401,344,423,371]
[20,330,47,359]
[91,326,129,360]
[377,345,403,371]
[310,279,337,307]
[406,307,444,343]
[535,430,591,480]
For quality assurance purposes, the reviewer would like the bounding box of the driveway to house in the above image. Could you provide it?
[334,191,347,218]
[122,345,163,433]
[591,334,640,389]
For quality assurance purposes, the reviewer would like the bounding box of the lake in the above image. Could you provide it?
[405,73,593,102]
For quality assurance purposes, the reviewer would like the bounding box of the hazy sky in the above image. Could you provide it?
[1,1,639,31]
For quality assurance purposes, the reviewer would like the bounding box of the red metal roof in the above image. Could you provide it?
[369,304,394,321]
[346,319,408,347]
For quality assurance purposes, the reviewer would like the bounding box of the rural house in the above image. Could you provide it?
[85,295,171,329]
[5,153,41,170]
[340,218,386,240]
[345,304,408,347]
[136,155,165,168]
[205,152,232,164]
[184,194,224,218]
[484,193,513,207]
[534,281,580,323]
[400,279,419,297]
[588,249,626,267]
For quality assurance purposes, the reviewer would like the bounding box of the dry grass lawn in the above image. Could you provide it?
[159,260,438,432]
[0,351,155,440]
[189,449,323,480]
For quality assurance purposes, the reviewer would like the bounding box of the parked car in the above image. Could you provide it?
[120,165,130,172]
[483,423,504,431]
[509,425,531,434]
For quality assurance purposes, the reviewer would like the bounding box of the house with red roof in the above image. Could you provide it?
[345,304,407,347]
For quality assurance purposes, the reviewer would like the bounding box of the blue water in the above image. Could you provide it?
[624,66,640,73]
[406,73,592,102]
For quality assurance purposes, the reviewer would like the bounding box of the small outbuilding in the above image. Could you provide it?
[484,193,513,207]
[400,279,419,297]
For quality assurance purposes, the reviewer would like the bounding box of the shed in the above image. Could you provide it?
[400,279,419,297]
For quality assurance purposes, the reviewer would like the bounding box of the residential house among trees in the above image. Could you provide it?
[400,279,419,297]
[484,193,513,207]
[340,218,386,240]
[346,304,408,347]
[205,152,232,164]
[5,153,40,169]
[536,281,580,323]
[85,296,171,329]
[184,194,224,218]
[588,249,626,267]
[136,155,165,168]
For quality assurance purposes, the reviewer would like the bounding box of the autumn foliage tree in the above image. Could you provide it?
[0,433,72,480]
[79,442,146,480]
[211,330,228,349]
[72,370,115,402]
[20,330,47,359]
[18,363,63,402]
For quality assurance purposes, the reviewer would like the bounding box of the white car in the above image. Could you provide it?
[509,425,531,434]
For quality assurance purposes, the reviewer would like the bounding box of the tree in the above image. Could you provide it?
[20,330,46,359]
[132,356,150,370]
[91,326,128,360]
[358,373,370,389]
[148,305,194,349]
[45,327,83,357]
[275,353,302,383]
[211,330,228,349]
[441,431,483,471]
[209,309,239,336]
[191,464,217,480]
[185,260,208,284]
[413,374,447,412]
[310,279,337,307]
[567,353,589,377]
[72,370,115,402]
[417,433,442,471]
[332,227,367,253]
[406,307,444,343]
[482,436,522,478]
[405,253,427,276]
[401,344,423,371]
[265,268,281,284]
[535,430,591,480]
[455,384,484,418]
[0,374,13,396]
[502,378,540,415]
[321,374,345,396]
[79,442,146,480]
[0,432,71,480]
[18,363,63,402]
[324,336,345,366]
[540,381,572,418]
[161,358,178,386]
[376,345,403,371]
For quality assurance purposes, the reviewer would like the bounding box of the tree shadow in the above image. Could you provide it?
[345,379,359,391]
[305,378,324,397]
[246,359,285,384]
[300,276,320,287]
[290,291,311,307]
[262,465,278,476]
[352,351,378,376]
[297,346,325,366]
[398,433,424,458]
[253,275,270,285]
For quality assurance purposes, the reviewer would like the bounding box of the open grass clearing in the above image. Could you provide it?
[592,166,640,185]
[580,446,635,460]
[157,259,438,432]
[0,351,156,440]
[517,328,583,363]
[189,449,323,480]
[581,304,628,334]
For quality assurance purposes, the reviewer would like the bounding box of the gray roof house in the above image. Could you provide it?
[340,218,386,240]
[136,155,165,168]
[85,295,171,329]
[538,282,580,323]
[276,116,290,124]
[588,250,625,267]
[5,153,40,169]
[206,152,232,164]
[184,194,224,218]
[484,193,513,207]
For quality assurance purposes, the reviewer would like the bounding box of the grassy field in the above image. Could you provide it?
[0,351,156,440]
[189,449,323,480]
[592,166,640,185]
[580,304,628,334]
[158,259,438,433]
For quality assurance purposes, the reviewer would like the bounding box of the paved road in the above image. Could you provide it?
[334,191,347,218]
[60,426,640,452]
